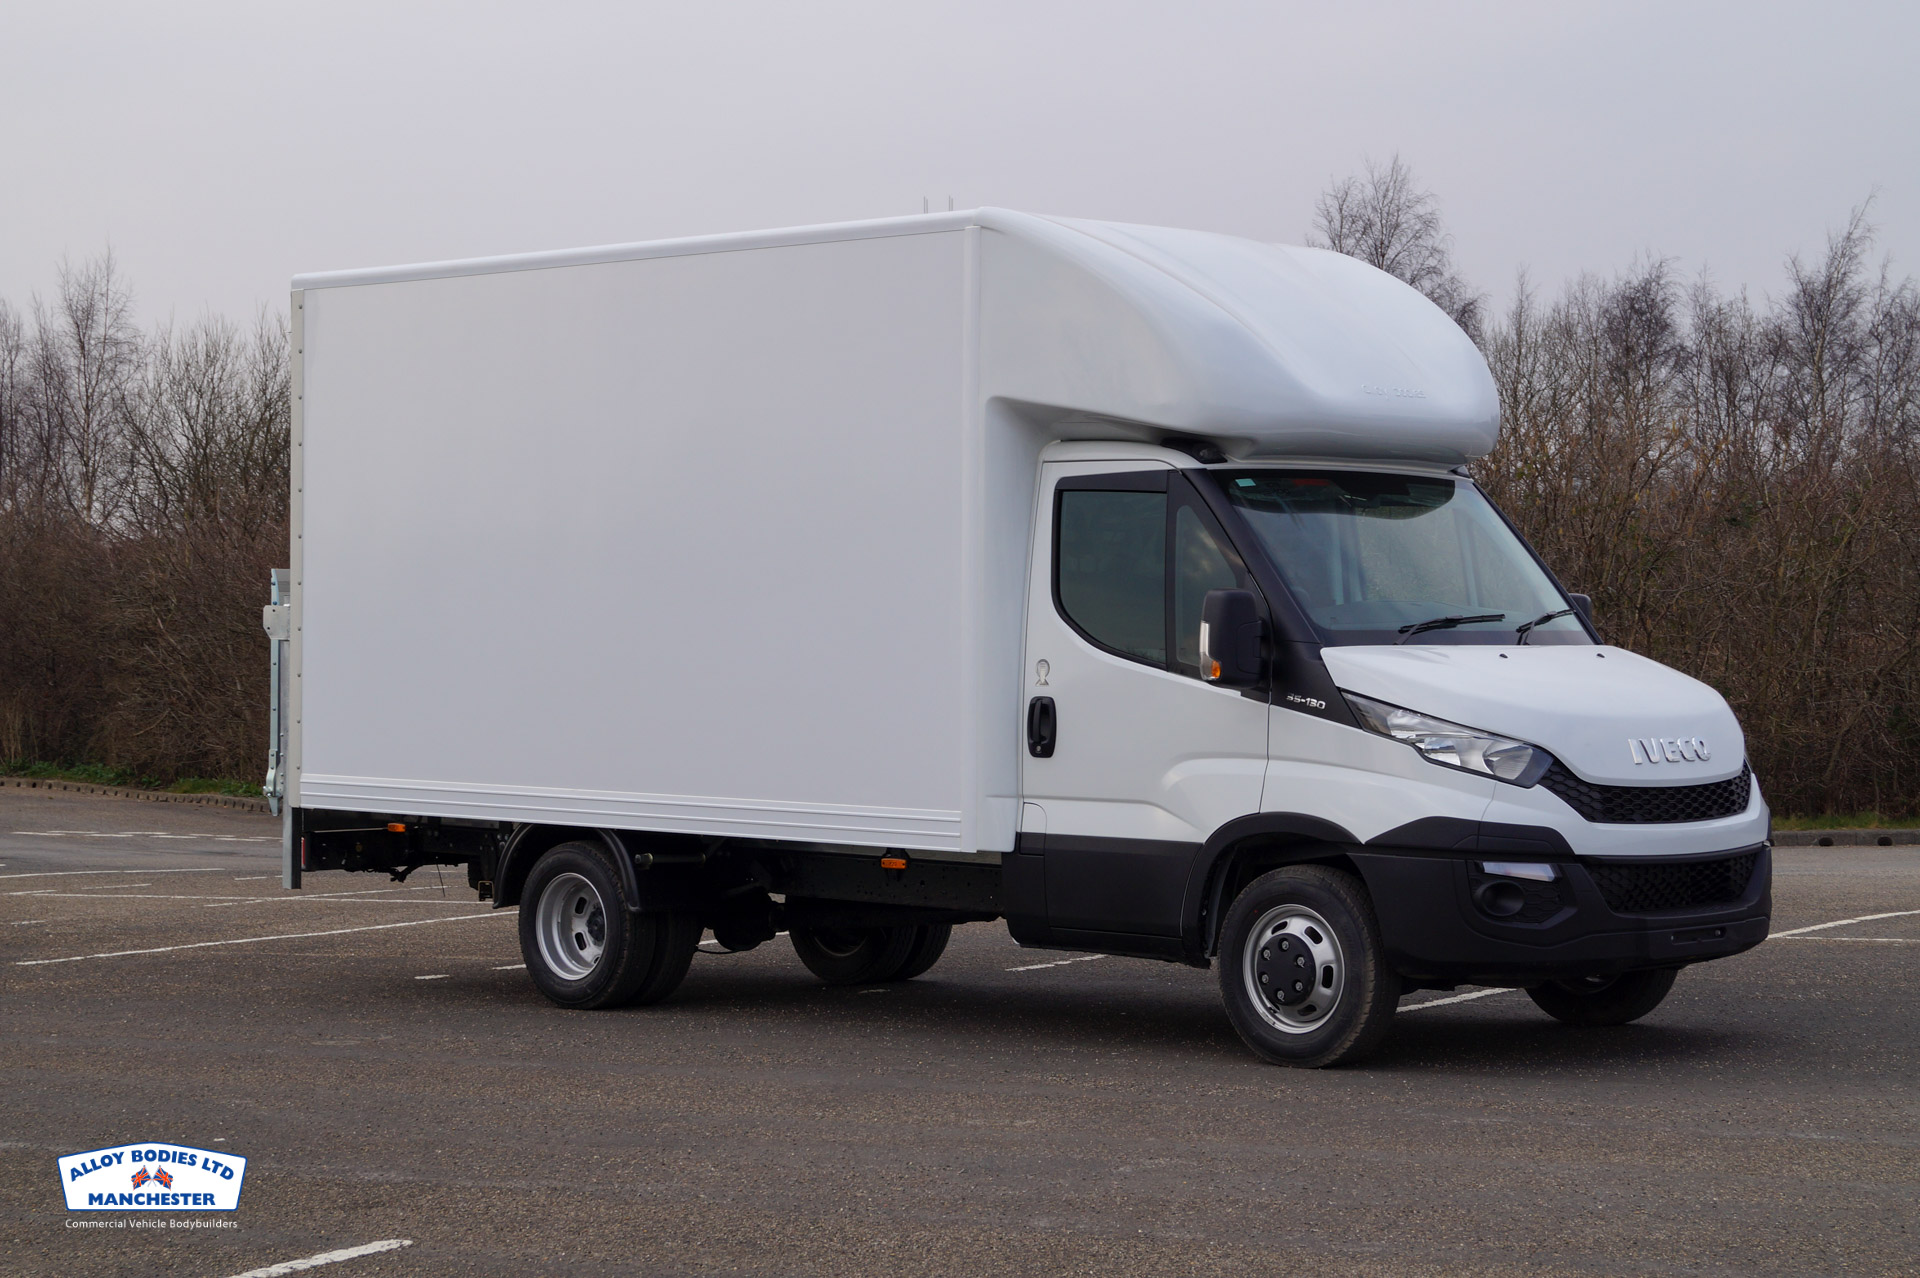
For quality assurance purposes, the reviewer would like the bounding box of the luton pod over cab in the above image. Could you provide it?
[267,209,1769,1066]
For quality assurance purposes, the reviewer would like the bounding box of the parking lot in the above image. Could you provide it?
[2,790,1915,1278]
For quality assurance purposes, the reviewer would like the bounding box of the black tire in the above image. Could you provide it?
[790,924,920,985]
[1527,968,1678,1026]
[518,841,699,1009]
[1216,865,1400,1068]
[628,912,703,1006]
[891,924,952,981]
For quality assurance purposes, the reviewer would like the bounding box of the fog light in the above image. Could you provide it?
[1474,880,1527,918]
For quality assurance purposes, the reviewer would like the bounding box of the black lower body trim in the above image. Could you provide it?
[1039,834,1199,936]
[1351,845,1771,983]
[1003,833,1203,961]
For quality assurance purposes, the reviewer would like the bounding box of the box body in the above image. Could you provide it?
[295,227,1000,854]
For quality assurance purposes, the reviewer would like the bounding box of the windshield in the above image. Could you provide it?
[1217,470,1590,646]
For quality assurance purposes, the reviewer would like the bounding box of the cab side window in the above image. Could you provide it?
[1056,489,1167,665]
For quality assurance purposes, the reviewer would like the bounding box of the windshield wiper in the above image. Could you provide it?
[1514,607,1577,645]
[1395,612,1506,644]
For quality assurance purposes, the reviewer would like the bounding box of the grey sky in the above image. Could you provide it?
[6,1,1916,327]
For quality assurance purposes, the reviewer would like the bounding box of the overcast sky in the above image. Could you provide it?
[5,1,1917,327]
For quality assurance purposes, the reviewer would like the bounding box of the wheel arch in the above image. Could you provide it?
[1185,813,1364,960]
[494,826,642,911]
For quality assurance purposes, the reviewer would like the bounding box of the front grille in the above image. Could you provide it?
[1540,761,1752,824]
[1587,850,1761,914]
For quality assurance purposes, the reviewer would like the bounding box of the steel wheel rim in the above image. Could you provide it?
[536,872,607,981]
[1243,903,1346,1034]
[807,928,868,959]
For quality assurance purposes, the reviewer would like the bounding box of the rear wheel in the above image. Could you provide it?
[790,924,920,985]
[628,912,703,1006]
[519,841,699,1009]
[1527,968,1677,1026]
[892,924,952,981]
[1217,865,1400,1068]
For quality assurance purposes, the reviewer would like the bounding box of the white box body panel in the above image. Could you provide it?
[298,229,983,852]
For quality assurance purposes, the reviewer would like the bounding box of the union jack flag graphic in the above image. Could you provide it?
[154,1168,174,1188]
[130,1168,150,1189]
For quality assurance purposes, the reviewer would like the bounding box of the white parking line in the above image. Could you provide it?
[19,893,483,906]
[414,974,449,981]
[8,830,140,839]
[1006,954,1107,972]
[1772,909,1920,937]
[10,829,273,842]
[14,912,513,966]
[226,1238,413,1278]
[295,892,471,903]
[1774,935,1916,944]
[1402,988,1513,1011]
[10,919,47,925]
[492,963,526,970]
[9,882,457,903]
[0,867,225,881]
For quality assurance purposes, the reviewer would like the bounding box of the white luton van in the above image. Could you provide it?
[267,209,1770,1066]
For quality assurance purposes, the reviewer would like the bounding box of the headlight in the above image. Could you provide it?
[1342,692,1551,785]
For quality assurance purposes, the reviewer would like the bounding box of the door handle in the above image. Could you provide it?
[1027,696,1056,758]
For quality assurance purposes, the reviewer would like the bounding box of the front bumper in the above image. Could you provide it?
[1350,843,1771,984]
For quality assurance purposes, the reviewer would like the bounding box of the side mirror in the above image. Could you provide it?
[1200,589,1264,687]
[1569,593,1593,625]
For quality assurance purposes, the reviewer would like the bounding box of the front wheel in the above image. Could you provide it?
[1217,865,1400,1068]
[1527,968,1678,1026]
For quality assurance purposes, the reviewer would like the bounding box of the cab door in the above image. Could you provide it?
[1019,461,1269,943]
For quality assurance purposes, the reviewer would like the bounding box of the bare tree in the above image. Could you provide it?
[102,311,290,775]
[0,255,288,780]
[0,299,26,512]
[21,254,142,528]
[1310,154,1485,338]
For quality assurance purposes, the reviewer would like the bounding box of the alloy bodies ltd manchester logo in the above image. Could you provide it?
[58,1143,248,1211]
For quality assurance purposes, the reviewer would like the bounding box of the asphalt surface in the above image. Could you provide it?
[1,791,1915,1278]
